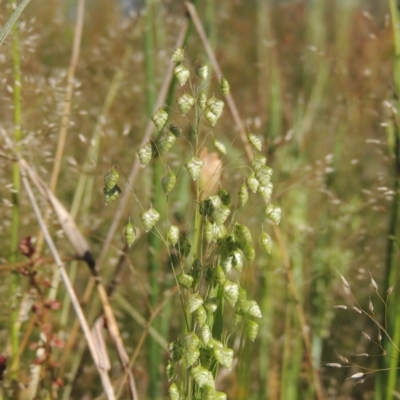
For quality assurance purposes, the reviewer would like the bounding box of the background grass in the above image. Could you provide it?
[0,0,398,399]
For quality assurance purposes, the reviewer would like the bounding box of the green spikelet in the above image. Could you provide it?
[198,91,207,110]
[103,185,121,205]
[261,232,272,253]
[171,47,184,62]
[213,138,227,155]
[239,182,249,206]
[247,132,262,151]
[255,165,273,187]
[220,76,230,96]
[174,64,190,86]
[137,142,152,166]
[247,173,259,193]
[177,93,195,115]
[259,183,273,203]
[104,167,119,191]
[165,360,176,381]
[124,219,136,247]
[162,170,176,195]
[168,383,181,400]
[191,365,215,388]
[155,131,176,156]
[196,64,208,80]
[185,157,203,181]
[167,225,179,246]
[244,319,259,342]
[223,280,239,307]
[177,273,194,289]
[251,154,267,171]
[265,204,281,225]
[140,207,160,232]
[151,108,168,131]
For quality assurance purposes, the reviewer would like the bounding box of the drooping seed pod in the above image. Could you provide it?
[226,232,239,249]
[235,223,253,245]
[215,265,226,285]
[195,305,207,327]
[212,223,227,240]
[247,173,259,193]
[259,183,273,204]
[232,249,244,271]
[198,91,207,110]
[204,219,213,243]
[265,204,281,225]
[167,225,179,246]
[196,64,208,80]
[177,93,195,115]
[183,333,200,367]
[103,185,121,205]
[247,132,262,151]
[155,131,176,156]
[200,346,213,368]
[213,344,233,370]
[140,207,160,232]
[251,154,267,171]
[176,237,192,257]
[207,97,224,118]
[151,108,168,131]
[200,325,212,346]
[204,108,218,126]
[124,219,136,247]
[188,293,204,313]
[239,182,249,207]
[212,139,227,156]
[104,167,119,191]
[243,243,255,263]
[220,76,230,96]
[165,360,176,381]
[255,165,273,187]
[214,391,227,400]
[137,142,152,166]
[244,319,259,342]
[246,300,262,318]
[171,47,184,62]
[168,383,181,400]
[261,231,272,253]
[177,273,194,289]
[174,64,190,86]
[201,385,215,400]
[185,156,203,181]
[238,287,247,310]
[191,365,215,388]
[212,203,230,225]
[219,189,231,207]
[168,122,182,137]
[162,171,177,195]
[221,256,233,274]
[204,297,219,313]
[223,280,239,307]
[169,339,184,362]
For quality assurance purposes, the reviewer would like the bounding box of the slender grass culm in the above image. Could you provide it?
[103,47,281,399]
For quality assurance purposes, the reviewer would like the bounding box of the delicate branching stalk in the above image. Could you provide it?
[107,40,281,398]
